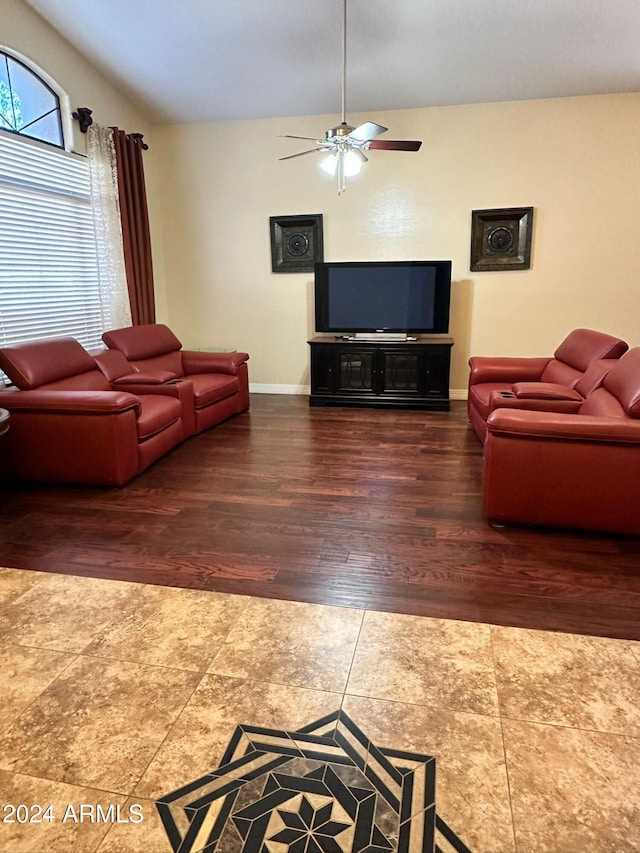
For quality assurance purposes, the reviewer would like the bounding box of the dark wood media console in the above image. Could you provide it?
[308,335,454,410]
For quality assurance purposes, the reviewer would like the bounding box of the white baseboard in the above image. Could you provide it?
[250,384,309,395]
[450,389,468,401]
[249,384,469,400]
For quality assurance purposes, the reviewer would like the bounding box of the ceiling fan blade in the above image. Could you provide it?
[279,148,323,161]
[280,134,323,142]
[368,139,423,151]
[348,121,388,142]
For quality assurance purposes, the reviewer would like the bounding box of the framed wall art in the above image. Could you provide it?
[270,214,324,273]
[470,207,533,271]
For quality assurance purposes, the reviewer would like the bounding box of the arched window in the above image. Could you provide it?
[0,49,64,148]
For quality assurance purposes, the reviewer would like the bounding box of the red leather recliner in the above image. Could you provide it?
[101,324,250,435]
[468,328,629,442]
[483,347,640,535]
[0,337,185,486]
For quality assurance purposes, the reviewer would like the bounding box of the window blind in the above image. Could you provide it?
[0,131,106,352]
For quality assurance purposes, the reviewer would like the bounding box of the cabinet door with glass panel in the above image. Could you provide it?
[336,347,377,394]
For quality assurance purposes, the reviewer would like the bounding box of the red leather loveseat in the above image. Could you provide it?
[483,346,640,535]
[0,337,186,486]
[468,328,629,442]
[101,324,250,435]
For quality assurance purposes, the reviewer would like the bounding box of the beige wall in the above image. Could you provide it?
[152,94,640,394]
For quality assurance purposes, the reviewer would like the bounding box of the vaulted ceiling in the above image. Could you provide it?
[24,0,640,125]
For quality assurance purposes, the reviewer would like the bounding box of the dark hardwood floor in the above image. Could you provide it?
[1,394,639,640]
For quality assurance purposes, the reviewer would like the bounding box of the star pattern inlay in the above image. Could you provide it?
[156,710,473,853]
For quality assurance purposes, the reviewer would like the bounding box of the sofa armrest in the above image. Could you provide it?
[112,371,177,386]
[182,351,249,376]
[469,356,551,386]
[0,389,142,417]
[486,410,640,444]
[511,382,582,401]
[488,391,582,416]
[110,380,188,397]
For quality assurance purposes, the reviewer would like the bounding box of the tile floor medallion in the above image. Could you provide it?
[156,710,472,853]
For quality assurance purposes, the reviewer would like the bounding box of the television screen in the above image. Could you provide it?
[314,260,451,334]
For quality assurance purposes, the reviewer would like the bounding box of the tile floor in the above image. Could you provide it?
[1,566,639,853]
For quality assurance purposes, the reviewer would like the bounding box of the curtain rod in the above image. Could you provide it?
[72,107,149,149]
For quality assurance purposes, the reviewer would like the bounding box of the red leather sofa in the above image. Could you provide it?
[483,347,640,535]
[468,328,629,442]
[101,324,250,435]
[0,337,186,485]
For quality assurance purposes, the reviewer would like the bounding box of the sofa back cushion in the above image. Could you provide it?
[579,349,640,419]
[573,358,617,398]
[0,337,108,391]
[103,324,182,361]
[540,329,628,389]
[40,371,112,392]
[553,328,628,371]
[579,388,626,418]
[601,347,640,418]
[128,352,183,377]
[539,360,582,387]
[93,349,134,382]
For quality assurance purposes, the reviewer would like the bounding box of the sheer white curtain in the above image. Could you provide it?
[86,124,132,332]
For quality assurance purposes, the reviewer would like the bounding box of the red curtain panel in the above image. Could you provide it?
[112,129,156,325]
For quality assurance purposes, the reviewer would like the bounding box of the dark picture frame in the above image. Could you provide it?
[270,214,324,273]
[470,207,533,271]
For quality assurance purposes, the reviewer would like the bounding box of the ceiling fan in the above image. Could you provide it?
[279,0,422,194]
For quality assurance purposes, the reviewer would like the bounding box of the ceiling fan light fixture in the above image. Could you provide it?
[320,152,339,176]
[343,148,365,177]
[319,149,365,193]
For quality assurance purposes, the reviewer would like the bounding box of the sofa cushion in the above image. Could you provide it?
[136,395,182,441]
[103,324,182,361]
[190,373,240,408]
[0,337,98,390]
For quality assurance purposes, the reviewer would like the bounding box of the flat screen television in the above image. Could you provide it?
[314,260,452,335]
